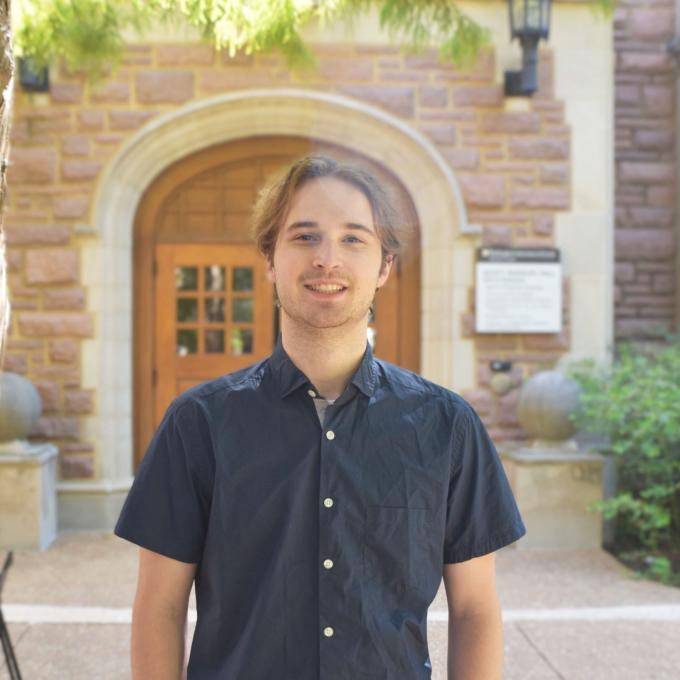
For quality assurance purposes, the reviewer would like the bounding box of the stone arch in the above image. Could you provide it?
[73,88,477,526]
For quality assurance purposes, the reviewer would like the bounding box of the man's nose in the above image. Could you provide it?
[312,239,342,269]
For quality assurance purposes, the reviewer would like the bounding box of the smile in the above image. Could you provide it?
[304,284,348,297]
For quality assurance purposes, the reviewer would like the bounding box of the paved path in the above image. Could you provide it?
[2,532,679,679]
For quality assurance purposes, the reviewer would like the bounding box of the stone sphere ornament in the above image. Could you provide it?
[0,372,42,442]
[517,370,581,442]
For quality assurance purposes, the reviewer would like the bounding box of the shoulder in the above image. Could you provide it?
[374,357,477,422]
[162,355,271,423]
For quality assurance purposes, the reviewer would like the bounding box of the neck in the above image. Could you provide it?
[279,319,368,401]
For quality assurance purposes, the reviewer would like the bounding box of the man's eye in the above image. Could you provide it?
[346,236,363,243]
[294,234,315,241]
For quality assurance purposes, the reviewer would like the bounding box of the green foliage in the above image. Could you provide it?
[15,0,153,83]
[377,0,489,67]
[14,0,492,83]
[565,333,680,584]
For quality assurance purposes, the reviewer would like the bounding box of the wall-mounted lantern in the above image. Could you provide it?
[504,0,552,97]
[18,57,50,93]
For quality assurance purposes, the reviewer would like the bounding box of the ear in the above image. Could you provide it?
[376,254,394,289]
[265,256,275,284]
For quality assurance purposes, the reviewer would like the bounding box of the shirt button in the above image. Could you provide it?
[307,389,317,397]
[323,559,334,569]
[323,626,334,637]
[323,497,334,508]
[326,430,335,440]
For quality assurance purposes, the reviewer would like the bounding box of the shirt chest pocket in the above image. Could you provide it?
[362,505,428,592]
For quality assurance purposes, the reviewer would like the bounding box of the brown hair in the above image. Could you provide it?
[250,154,402,269]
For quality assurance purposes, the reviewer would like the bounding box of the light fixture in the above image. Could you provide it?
[504,0,552,97]
[18,57,50,93]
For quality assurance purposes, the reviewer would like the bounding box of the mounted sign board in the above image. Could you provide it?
[475,247,562,333]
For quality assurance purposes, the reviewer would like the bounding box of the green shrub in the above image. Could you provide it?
[565,333,680,584]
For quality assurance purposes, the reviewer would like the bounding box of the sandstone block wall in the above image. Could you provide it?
[614,0,678,340]
[4,41,572,477]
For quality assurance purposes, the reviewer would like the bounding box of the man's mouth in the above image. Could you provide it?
[304,283,348,296]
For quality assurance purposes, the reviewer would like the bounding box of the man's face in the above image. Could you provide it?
[265,176,393,332]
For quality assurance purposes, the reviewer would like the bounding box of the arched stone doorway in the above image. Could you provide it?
[69,89,476,531]
[133,136,421,467]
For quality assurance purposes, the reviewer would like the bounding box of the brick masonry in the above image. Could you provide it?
[4,41,573,474]
[615,0,678,340]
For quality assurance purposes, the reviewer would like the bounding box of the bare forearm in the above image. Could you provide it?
[131,606,187,680]
[447,610,504,680]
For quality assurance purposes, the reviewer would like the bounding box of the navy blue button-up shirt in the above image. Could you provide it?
[115,333,526,679]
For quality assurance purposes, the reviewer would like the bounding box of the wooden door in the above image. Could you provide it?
[134,136,421,468]
[154,244,273,423]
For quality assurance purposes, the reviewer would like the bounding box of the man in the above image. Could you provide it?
[115,155,526,679]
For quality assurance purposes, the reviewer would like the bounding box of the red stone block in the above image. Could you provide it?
[77,110,105,131]
[481,225,513,247]
[8,149,57,184]
[417,123,456,145]
[136,71,194,104]
[90,81,130,104]
[641,86,674,116]
[634,129,674,150]
[336,85,415,117]
[523,330,569,351]
[615,228,676,260]
[532,214,553,236]
[418,86,448,108]
[34,381,59,413]
[60,455,95,479]
[652,274,675,293]
[61,135,90,156]
[480,112,541,134]
[629,9,674,41]
[43,288,86,310]
[157,44,215,66]
[26,249,78,284]
[452,85,503,107]
[49,338,79,363]
[18,313,93,337]
[511,187,570,210]
[51,82,83,104]
[509,138,569,160]
[5,250,24,274]
[108,109,157,130]
[53,196,90,220]
[443,148,479,170]
[318,58,374,81]
[61,159,102,182]
[31,416,80,439]
[1,353,27,374]
[615,262,635,283]
[459,174,505,209]
[629,206,674,228]
[5,224,70,245]
[540,164,568,185]
[619,52,673,74]
[64,390,94,414]
[460,389,493,415]
[620,162,675,184]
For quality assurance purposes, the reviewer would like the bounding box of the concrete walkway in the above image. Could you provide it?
[1,532,680,679]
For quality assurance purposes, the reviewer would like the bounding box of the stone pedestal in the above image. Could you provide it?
[0,441,59,550]
[500,443,615,550]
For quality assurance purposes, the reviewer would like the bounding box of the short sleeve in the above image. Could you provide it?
[443,404,526,563]
[114,396,215,564]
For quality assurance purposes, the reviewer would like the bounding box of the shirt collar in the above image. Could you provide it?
[268,333,378,399]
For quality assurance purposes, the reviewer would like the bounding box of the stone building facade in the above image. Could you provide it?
[614,0,678,341]
[2,3,614,529]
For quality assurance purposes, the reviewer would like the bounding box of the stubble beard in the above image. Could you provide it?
[276,283,374,332]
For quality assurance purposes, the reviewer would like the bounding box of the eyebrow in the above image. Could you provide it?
[285,220,376,238]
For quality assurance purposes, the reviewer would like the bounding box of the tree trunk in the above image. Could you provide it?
[0,0,12,366]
